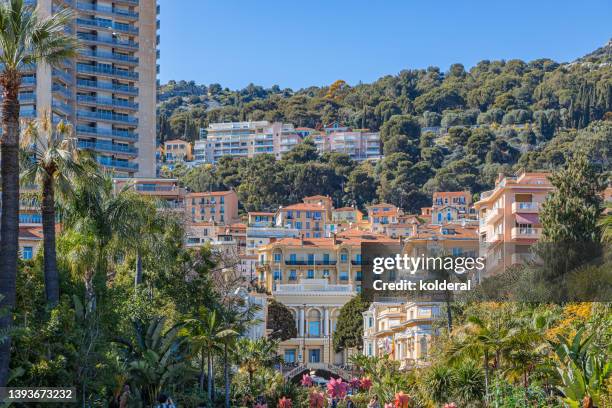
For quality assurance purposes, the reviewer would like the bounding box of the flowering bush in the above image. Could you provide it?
[443,403,457,408]
[278,396,292,408]
[327,378,348,399]
[309,390,326,408]
[301,374,314,387]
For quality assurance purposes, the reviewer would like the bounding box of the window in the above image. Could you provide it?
[308,321,320,337]
[307,254,314,264]
[323,253,330,264]
[368,343,373,356]
[339,271,349,281]
[289,270,297,281]
[274,253,281,262]
[289,254,297,263]
[355,272,362,281]
[355,254,361,264]
[307,269,315,279]
[22,246,33,260]
[340,253,348,262]
[452,247,462,257]
[368,317,374,328]
[295,221,302,229]
[323,269,329,278]
[309,348,321,363]
[273,270,282,280]
[284,349,296,363]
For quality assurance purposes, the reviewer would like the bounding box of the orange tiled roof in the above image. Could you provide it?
[248,211,275,216]
[433,191,470,198]
[334,207,361,213]
[303,195,330,201]
[281,203,326,211]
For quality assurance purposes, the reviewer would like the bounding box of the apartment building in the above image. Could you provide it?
[246,211,299,256]
[163,139,193,162]
[276,202,328,238]
[186,190,239,224]
[362,302,440,369]
[258,229,395,367]
[332,207,363,224]
[13,0,160,177]
[203,121,298,163]
[366,203,402,234]
[112,177,185,209]
[474,171,553,275]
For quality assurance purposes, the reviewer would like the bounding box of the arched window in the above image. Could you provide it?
[308,309,321,337]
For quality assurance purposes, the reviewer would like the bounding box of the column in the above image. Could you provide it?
[299,307,305,337]
[324,308,330,336]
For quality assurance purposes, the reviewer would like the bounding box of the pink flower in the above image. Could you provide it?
[443,404,457,408]
[278,397,292,408]
[349,377,361,389]
[394,392,410,408]
[360,377,372,390]
[326,377,348,399]
[309,391,326,408]
[254,403,267,408]
[301,374,314,387]
[384,404,394,408]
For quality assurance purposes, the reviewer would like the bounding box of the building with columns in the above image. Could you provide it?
[362,301,441,369]
[258,229,395,368]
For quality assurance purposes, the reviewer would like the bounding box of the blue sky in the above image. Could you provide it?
[158,0,611,90]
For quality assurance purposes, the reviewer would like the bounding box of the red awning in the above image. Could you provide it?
[515,213,539,224]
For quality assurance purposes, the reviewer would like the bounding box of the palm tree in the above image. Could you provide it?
[181,307,236,405]
[20,116,95,306]
[0,0,77,385]
[235,337,280,389]
[61,175,153,308]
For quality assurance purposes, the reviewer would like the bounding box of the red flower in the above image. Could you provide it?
[443,404,457,408]
[360,377,372,390]
[349,377,361,389]
[301,374,314,387]
[326,377,348,399]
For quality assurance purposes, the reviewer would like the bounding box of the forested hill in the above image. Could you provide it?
[158,42,611,215]
[157,40,611,141]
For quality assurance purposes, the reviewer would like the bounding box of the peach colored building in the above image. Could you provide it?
[431,191,475,225]
[332,207,364,223]
[186,191,239,225]
[164,139,193,162]
[276,202,328,238]
[18,226,44,261]
[474,171,553,274]
[366,203,402,234]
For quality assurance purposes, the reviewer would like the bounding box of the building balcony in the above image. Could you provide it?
[76,17,138,34]
[511,227,542,240]
[77,95,138,110]
[76,125,138,142]
[77,64,138,80]
[284,260,337,266]
[490,233,504,244]
[97,157,138,171]
[52,100,72,115]
[52,84,72,99]
[78,49,138,65]
[75,3,138,20]
[512,202,540,213]
[77,110,138,125]
[76,79,138,96]
[78,140,138,156]
[274,279,354,294]
[52,68,72,84]
[485,207,503,224]
[77,33,138,50]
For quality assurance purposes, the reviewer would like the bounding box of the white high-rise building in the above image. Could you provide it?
[13,0,160,177]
